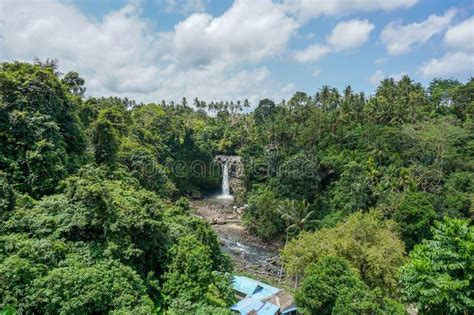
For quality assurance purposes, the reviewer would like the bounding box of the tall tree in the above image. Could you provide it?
[61,71,86,97]
[400,218,474,314]
[91,115,120,165]
[296,256,404,315]
[282,210,406,295]
[278,199,317,235]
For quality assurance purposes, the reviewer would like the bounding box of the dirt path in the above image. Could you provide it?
[191,198,284,281]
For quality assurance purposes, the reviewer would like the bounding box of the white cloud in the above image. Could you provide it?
[444,17,474,52]
[0,0,298,103]
[327,19,374,51]
[369,70,407,85]
[1,1,162,93]
[293,18,373,63]
[369,70,385,85]
[160,0,207,14]
[418,52,474,78]
[391,71,408,81]
[282,83,296,94]
[374,57,388,65]
[293,44,331,63]
[152,64,283,104]
[284,0,418,22]
[312,69,321,77]
[172,0,298,67]
[381,9,456,55]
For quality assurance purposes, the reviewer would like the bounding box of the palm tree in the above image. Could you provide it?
[278,199,318,236]
[316,85,331,110]
[343,85,353,101]
[277,199,319,286]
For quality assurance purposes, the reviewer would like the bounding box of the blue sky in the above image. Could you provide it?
[1,0,473,105]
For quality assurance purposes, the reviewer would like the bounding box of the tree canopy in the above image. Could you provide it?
[399,218,474,314]
[296,256,404,315]
[282,210,406,296]
[1,61,472,314]
[0,61,234,314]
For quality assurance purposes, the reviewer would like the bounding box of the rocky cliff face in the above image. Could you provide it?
[215,155,246,204]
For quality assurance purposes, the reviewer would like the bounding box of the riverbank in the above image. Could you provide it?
[191,198,284,283]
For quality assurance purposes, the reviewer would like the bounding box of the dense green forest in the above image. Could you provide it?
[0,61,473,314]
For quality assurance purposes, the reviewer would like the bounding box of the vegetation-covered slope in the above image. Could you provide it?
[0,61,234,314]
[1,60,472,314]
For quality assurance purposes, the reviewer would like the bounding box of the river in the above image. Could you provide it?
[191,197,283,281]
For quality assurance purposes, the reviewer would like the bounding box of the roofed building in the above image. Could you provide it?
[230,276,297,315]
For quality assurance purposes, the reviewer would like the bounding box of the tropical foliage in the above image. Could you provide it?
[0,60,472,313]
[0,61,234,314]
[296,256,405,315]
[399,218,474,314]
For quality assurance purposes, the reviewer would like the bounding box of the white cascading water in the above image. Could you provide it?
[222,161,230,196]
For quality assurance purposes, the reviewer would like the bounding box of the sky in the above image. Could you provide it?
[1,0,473,105]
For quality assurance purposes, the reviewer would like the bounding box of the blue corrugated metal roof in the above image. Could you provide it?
[242,300,264,314]
[250,288,277,301]
[233,276,261,296]
[231,298,264,314]
[231,276,290,315]
[232,276,279,297]
[257,302,279,315]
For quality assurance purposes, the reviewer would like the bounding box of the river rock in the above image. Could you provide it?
[191,189,203,199]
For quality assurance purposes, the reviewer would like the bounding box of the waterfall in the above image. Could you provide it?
[221,161,231,197]
[215,155,240,200]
